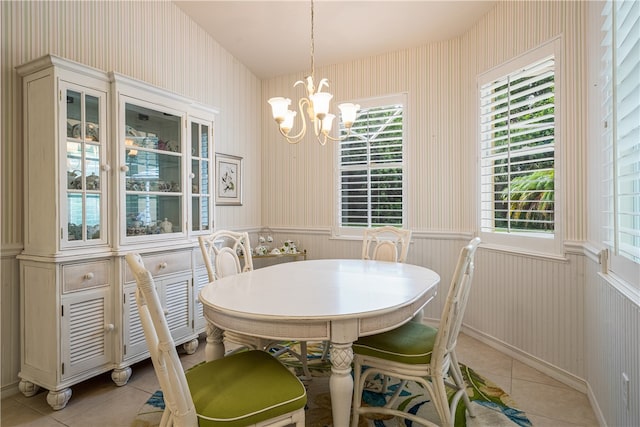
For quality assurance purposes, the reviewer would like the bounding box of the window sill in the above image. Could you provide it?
[597,270,640,308]
[480,242,569,263]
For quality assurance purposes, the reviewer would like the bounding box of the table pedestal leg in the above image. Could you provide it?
[329,342,354,427]
[205,323,225,361]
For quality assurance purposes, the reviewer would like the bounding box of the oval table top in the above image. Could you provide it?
[199,258,441,320]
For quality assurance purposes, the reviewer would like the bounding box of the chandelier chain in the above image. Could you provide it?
[310,0,315,81]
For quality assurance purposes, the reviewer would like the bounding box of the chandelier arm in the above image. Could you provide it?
[279,98,310,144]
[319,128,353,143]
[279,127,304,145]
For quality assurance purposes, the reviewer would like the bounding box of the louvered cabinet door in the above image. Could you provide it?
[193,268,209,332]
[122,284,148,360]
[158,275,194,344]
[60,286,113,379]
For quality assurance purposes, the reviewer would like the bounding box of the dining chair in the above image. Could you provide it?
[363,226,417,323]
[361,225,412,263]
[350,237,481,427]
[198,231,312,379]
[198,230,264,354]
[125,252,307,427]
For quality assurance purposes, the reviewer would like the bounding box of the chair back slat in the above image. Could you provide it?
[372,240,399,262]
[362,226,412,263]
[432,237,481,371]
[125,253,198,427]
[199,230,253,281]
[216,247,242,278]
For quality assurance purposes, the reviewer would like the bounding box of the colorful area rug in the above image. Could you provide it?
[133,342,531,427]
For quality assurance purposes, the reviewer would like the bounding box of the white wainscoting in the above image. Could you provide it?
[585,260,640,426]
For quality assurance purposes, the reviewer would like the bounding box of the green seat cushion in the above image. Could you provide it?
[353,321,438,365]
[185,350,307,427]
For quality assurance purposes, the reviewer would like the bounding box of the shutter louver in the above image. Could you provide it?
[339,103,404,228]
[604,0,640,264]
[480,57,556,235]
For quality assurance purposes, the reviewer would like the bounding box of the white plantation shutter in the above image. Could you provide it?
[338,95,406,229]
[601,0,640,283]
[479,55,556,236]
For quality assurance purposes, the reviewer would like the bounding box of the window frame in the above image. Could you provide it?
[476,38,564,257]
[333,93,408,238]
[600,0,640,287]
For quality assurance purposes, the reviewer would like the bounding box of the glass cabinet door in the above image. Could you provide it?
[123,103,183,237]
[190,120,212,232]
[64,87,106,245]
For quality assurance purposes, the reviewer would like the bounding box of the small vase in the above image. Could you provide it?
[160,218,172,233]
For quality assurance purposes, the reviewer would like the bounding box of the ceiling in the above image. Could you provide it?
[174,1,497,79]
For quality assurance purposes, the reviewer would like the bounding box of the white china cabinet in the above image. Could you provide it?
[16,55,216,410]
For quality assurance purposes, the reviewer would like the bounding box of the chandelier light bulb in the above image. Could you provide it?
[281,110,297,133]
[268,97,291,122]
[338,103,360,128]
[322,113,335,133]
[309,92,332,119]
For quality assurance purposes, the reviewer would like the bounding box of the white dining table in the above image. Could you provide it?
[199,258,440,427]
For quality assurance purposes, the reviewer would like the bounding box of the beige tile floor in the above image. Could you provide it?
[1,332,599,426]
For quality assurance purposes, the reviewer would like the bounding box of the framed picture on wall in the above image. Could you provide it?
[215,153,242,206]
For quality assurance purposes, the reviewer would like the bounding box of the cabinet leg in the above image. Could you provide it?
[111,367,132,386]
[183,338,199,355]
[18,380,40,397]
[46,388,72,410]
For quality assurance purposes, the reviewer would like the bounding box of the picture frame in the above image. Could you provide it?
[215,153,243,206]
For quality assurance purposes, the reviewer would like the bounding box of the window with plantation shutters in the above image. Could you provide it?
[337,95,406,231]
[601,0,640,285]
[478,40,561,254]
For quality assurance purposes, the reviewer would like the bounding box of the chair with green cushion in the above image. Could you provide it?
[351,237,481,427]
[125,252,306,427]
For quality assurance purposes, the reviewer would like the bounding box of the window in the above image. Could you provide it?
[336,94,406,234]
[478,40,561,254]
[601,0,640,285]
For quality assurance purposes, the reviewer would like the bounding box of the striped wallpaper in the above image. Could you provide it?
[261,1,587,240]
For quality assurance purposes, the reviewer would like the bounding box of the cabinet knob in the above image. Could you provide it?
[101,164,111,172]
[120,165,129,172]
[105,324,115,332]
[163,309,169,316]
[84,272,94,280]
[159,262,168,269]
[189,173,195,179]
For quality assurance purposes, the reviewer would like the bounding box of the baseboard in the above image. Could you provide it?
[586,380,608,427]
[1,383,20,399]
[461,324,589,393]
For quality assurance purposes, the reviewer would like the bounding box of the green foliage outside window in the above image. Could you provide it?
[487,70,555,233]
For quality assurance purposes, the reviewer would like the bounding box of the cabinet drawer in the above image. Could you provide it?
[63,261,109,292]
[125,251,191,282]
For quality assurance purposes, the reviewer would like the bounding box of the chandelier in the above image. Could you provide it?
[267,0,359,145]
